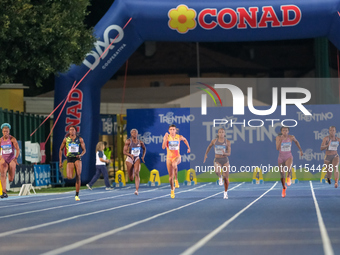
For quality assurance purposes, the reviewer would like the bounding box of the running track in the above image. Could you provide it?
[0,181,339,255]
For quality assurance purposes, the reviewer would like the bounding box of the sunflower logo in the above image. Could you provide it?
[168,5,196,34]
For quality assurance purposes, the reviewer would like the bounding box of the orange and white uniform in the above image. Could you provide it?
[167,134,181,161]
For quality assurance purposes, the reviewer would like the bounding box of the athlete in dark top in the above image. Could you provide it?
[59,125,86,201]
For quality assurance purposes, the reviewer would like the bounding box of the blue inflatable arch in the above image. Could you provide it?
[54,0,340,183]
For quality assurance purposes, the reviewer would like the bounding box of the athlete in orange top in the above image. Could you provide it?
[162,124,190,199]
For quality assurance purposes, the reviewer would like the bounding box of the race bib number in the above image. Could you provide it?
[169,141,179,150]
[215,145,226,155]
[328,141,339,151]
[69,143,79,153]
[131,147,141,157]
[1,144,12,155]
[281,142,291,152]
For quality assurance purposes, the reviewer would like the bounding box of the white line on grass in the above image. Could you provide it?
[310,181,334,255]
[180,181,278,255]
[40,182,244,255]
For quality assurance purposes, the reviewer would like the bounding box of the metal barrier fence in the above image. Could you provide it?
[0,107,51,164]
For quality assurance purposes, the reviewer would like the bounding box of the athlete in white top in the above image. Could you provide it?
[123,129,146,195]
[204,128,231,199]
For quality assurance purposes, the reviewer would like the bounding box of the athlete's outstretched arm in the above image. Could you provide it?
[59,138,66,168]
[123,139,133,158]
[320,137,330,151]
[224,140,231,157]
[180,136,191,153]
[78,138,86,158]
[141,141,146,163]
[11,137,20,165]
[162,132,169,150]
[203,139,215,163]
[292,136,303,156]
[275,136,283,151]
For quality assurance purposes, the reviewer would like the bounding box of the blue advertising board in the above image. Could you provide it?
[17,141,22,164]
[12,165,35,188]
[99,115,115,135]
[190,105,340,177]
[34,165,51,187]
[128,105,340,178]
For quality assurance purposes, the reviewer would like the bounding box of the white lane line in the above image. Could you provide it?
[40,183,244,255]
[0,184,157,204]
[310,181,334,255]
[180,181,278,255]
[0,182,216,238]
[0,186,167,219]
[72,239,325,249]
[0,190,114,209]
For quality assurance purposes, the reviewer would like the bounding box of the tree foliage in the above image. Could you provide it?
[0,0,96,87]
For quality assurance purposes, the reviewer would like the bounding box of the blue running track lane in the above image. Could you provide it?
[0,181,339,255]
